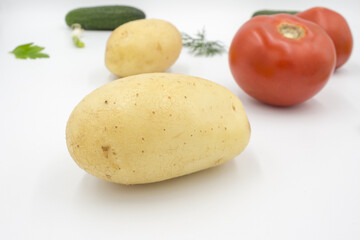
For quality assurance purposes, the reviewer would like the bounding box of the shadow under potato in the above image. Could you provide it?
[74,151,260,205]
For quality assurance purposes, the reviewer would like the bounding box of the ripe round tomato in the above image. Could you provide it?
[296,7,353,69]
[229,14,336,106]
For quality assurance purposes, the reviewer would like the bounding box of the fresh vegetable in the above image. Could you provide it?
[251,7,353,69]
[66,73,251,184]
[105,19,182,77]
[10,43,49,59]
[65,5,225,56]
[229,14,336,106]
[182,29,227,56]
[296,7,353,69]
[65,5,145,48]
[65,5,146,30]
[251,10,298,17]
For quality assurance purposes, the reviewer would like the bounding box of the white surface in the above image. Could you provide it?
[1,0,360,239]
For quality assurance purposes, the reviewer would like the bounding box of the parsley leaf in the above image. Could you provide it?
[10,43,50,59]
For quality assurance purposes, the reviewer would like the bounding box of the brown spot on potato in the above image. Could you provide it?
[104,100,108,104]
[232,104,236,111]
[142,137,145,141]
[102,146,110,158]
[215,158,223,165]
[152,111,156,114]
[105,174,112,179]
[120,30,128,37]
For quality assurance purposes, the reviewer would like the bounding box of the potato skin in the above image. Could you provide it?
[105,19,182,77]
[66,73,251,184]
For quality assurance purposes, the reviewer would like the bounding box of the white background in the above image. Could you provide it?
[1,0,359,239]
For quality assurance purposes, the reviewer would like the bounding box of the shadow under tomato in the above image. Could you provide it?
[241,93,328,117]
[332,61,358,77]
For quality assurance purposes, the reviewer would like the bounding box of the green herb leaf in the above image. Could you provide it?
[72,36,85,48]
[182,29,226,57]
[10,43,50,59]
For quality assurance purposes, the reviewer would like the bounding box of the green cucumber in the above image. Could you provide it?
[251,10,299,18]
[65,5,146,30]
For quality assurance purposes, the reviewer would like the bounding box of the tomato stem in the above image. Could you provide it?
[277,23,305,40]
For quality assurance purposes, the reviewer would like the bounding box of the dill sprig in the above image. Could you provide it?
[182,29,227,57]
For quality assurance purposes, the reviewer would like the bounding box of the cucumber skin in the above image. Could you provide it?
[65,6,146,30]
[252,10,299,18]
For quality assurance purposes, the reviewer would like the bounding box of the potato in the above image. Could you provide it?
[105,19,182,77]
[66,73,251,184]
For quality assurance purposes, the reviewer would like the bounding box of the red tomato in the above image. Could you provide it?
[229,14,336,106]
[296,7,353,69]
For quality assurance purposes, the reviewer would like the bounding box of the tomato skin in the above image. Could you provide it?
[229,14,336,106]
[296,7,352,69]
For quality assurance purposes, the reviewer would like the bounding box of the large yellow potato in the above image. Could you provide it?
[105,19,182,77]
[66,73,251,184]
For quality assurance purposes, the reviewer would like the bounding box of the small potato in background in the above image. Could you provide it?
[105,19,182,77]
[66,73,251,185]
